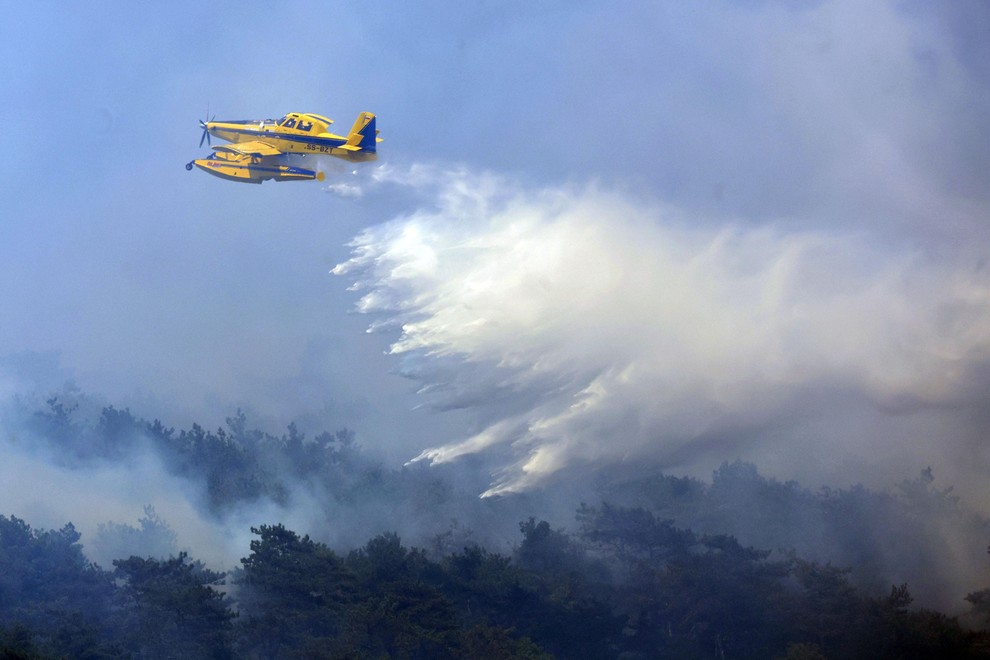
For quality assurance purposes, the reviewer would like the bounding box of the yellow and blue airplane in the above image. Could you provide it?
[186,111,380,183]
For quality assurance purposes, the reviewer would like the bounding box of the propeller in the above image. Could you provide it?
[198,109,216,148]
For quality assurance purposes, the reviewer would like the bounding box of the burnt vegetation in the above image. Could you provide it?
[2,394,990,658]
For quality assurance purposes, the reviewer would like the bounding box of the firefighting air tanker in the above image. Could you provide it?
[187,111,380,183]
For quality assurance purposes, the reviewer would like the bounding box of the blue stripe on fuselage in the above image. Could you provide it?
[211,127,349,149]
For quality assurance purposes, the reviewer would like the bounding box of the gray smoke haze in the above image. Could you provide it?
[0,430,231,569]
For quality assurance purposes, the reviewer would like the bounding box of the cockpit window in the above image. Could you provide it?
[298,120,313,132]
[283,118,297,129]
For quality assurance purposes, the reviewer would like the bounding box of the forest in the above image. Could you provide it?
[2,393,990,658]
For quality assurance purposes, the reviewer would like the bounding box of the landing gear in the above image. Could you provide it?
[185,161,194,171]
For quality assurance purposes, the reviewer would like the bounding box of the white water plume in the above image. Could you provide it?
[335,166,990,497]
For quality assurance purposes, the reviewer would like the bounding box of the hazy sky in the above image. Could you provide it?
[2,2,989,505]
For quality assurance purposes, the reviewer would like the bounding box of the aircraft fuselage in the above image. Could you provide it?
[207,116,377,163]
[188,111,379,183]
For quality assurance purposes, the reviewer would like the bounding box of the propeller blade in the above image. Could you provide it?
[198,119,211,148]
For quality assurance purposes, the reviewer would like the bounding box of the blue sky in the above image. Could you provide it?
[2,1,989,501]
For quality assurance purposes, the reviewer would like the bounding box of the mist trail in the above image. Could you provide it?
[335,164,990,497]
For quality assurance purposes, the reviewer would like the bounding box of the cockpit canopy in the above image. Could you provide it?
[276,112,333,133]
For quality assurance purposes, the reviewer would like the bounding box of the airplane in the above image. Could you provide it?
[186,111,380,183]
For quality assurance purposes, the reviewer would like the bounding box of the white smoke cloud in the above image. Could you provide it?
[335,166,990,497]
[323,182,364,198]
[0,366,317,570]
[0,439,236,567]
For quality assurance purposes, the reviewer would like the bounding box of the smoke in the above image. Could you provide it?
[323,181,364,198]
[0,364,308,570]
[321,161,365,198]
[335,165,990,498]
[0,436,234,568]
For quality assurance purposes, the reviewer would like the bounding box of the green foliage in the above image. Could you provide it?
[967,586,990,630]
[92,504,178,567]
[233,527,589,658]
[784,642,828,660]
[30,396,79,444]
[0,622,43,659]
[7,393,990,657]
[578,503,790,657]
[236,524,357,657]
[0,515,121,658]
[1,508,988,658]
[94,405,144,458]
[599,461,990,610]
[113,552,234,658]
[460,624,553,659]
[576,503,988,659]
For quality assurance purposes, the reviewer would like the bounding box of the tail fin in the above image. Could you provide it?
[345,112,378,152]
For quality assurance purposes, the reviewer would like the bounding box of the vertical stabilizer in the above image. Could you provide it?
[346,112,378,152]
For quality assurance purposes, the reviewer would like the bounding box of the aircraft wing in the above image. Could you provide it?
[212,140,283,157]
